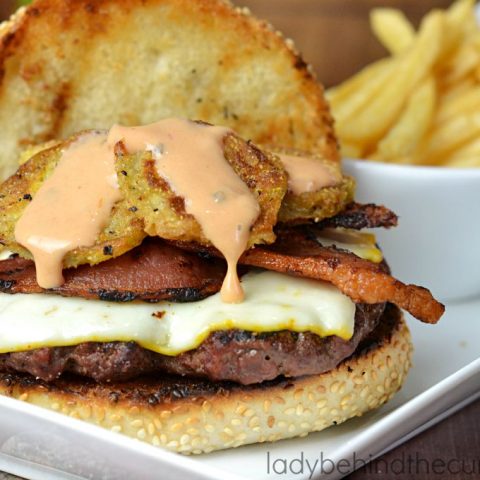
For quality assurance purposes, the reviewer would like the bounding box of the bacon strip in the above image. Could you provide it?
[316,202,398,230]
[0,225,444,324]
[240,228,444,324]
[0,240,226,302]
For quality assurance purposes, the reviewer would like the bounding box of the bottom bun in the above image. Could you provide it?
[0,304,412,454]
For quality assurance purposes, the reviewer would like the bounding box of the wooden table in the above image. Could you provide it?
[346,398,480,479]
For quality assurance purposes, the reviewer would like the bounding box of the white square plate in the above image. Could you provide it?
[0,296,478,480]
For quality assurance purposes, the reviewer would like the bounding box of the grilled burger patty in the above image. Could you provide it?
[0,302,384,385]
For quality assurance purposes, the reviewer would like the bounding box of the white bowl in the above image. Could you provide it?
[343,159,480,302]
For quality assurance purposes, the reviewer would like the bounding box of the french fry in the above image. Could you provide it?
[328,0,480,168]
[442,0,476,57]
[370,8,415,55]
[439,41,480,86]
[438,76,476,104]
[443,155,480,167]
[419,111,480,163]
[435,86,480,125]
[336,10,444,145]
[327,58,396,124]
[371,76,436,163]
[441,136,480,158]
[340,142,365,159]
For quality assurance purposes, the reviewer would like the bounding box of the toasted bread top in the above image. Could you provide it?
[0,0,338,181]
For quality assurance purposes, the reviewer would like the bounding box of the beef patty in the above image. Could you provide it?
[0,302,384,385]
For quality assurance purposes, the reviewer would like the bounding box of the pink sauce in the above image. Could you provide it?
[14,119,261,303]
[14,132,121,288]
[278,153,338,195]
[109,119,260,303]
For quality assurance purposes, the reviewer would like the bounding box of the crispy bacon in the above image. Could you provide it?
[316,202,398,230]
[0,239,226,303]
[240,228,444,324]
[0,221,444,324]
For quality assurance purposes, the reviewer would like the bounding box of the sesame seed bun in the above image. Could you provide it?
[0,304,412,454]
[0,0,338,181]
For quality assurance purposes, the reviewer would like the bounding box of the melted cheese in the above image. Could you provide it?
[0,271,355,355]
[316,228,383,263]
[0,250,13,261]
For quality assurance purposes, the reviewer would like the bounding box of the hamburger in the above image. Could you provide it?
[0,0,444,455]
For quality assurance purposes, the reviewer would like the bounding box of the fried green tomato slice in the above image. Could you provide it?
[115,133,288,249]
[0,135,145,267]
[266,147,356,224]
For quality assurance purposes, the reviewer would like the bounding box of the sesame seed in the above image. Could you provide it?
[131,419,143,428]
[316,399,327,408]
[111,426,122,433]
[248,416,260,428]
[235,405,247,415]
[137,429,146,440]
[330,382,340,393]
[191,437,203,448]
[294,389,304,401]
[360,386,369,398]
[170,423,183,432]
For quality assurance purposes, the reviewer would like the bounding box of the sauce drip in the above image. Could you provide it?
[109,119,260,303]
[15,119,260,303]
[278,153,338,195]
[15,132,121,288]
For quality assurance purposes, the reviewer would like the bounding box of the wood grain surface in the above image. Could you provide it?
[346,398,480,479]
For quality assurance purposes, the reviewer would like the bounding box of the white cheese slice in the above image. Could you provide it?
[316,229,383,263]
[0,271,355,355]
[0,250,14,261]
